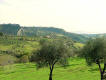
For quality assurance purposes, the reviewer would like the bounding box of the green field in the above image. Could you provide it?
[0,37,101,80]
[0,58,100,80]
[0,37,41,55]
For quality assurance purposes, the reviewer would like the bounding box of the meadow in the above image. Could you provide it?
[0,58,100,80]
[0,36,102,80]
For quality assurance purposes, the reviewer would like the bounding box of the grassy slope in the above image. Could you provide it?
[0,58,100,80]
[74,42,84,48]
[0,36,82,55]
[0,36,100,80]
[0,37,40,55]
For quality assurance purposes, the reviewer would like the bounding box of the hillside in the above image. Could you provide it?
[3,24,106,43]
[0,24,90,43]
[0,36,40,57]
[0,35,83,58]
[0,24,21,35]
[82,33,106,38]
[23,27,89,43]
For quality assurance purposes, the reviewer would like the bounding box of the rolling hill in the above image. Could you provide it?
[1,23,104,43]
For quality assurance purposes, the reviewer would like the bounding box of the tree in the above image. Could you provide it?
[32,40,70,80]
[82,38,106,80]
[20,55,29,63]
[0,32,3,36]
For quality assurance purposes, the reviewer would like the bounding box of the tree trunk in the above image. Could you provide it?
[49,65,54,80]
[49,61,57,80]
[49,70,53,80]
[101,73,104,80]
[97,61,103,80]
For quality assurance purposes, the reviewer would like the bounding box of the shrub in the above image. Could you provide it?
[20,55,29,63]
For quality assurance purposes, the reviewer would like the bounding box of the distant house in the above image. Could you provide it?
[17,27,25,36]
[45,35,50,38]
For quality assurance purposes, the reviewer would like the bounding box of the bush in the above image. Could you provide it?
[0,32,3,36]
[20,55,29,63]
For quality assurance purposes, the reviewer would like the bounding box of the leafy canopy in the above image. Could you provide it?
[32,40,70,69]
[82,38,106,65]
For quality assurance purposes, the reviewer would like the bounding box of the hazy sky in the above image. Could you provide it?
[0,0,106,33]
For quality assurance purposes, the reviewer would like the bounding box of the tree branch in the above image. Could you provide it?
[97,61,103,74]
[49,63,52,71]
[53,59,58,66]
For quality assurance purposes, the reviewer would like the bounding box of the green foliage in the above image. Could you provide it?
[0,36,41,66]
[0,32,3,36]
[20,55,29,63]
[32,39,72,80]
[39,38,49,45]
[82,38,106,65]
[33,40,70,69]
[82,38,106,80]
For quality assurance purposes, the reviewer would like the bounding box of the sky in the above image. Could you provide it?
[0,0,106,34]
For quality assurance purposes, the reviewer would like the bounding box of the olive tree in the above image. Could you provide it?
[32,40,70,80]
[82,38,106,80]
